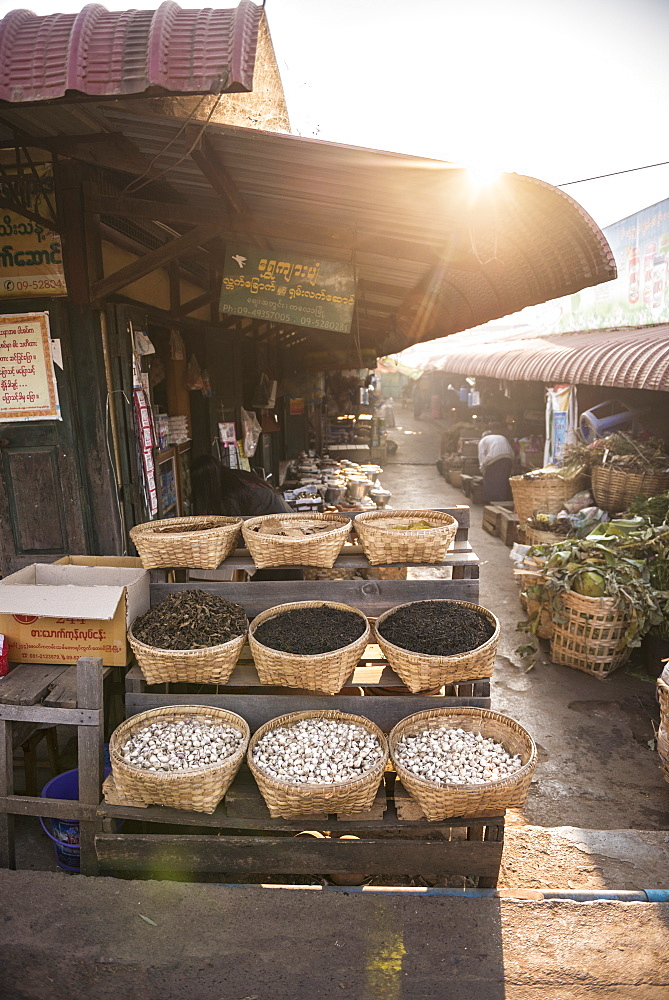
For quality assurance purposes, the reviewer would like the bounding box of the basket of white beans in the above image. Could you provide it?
[389,707,537,821]
[248,710,389,818]
[109,705,250,813]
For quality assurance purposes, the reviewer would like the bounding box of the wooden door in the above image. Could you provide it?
[0,300,88,575]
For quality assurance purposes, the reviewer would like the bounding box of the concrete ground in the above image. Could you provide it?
[382,404,669,888]
[1,870,669,1000]
[2,403,669,998]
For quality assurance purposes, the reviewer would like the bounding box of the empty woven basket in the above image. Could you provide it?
[109,705,250,813]
[130,516,243,570]
[389,707,537,821]
[550,591,634,679]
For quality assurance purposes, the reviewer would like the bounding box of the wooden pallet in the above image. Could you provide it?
[97,768,504,884]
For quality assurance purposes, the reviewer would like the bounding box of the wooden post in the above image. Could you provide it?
[76,657,104,876]
[0,719,15,869]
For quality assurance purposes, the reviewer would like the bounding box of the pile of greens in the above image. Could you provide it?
[517,517,669,662]
[561,432,669,475]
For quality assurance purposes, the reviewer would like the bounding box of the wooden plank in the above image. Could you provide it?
[76,658,104,877]
[0,720,14,868]
[0,795,98,821]
[393,779,427,821]
[87,192,228,228]
[150,578,480,618]
[95,833,503,876]
[42,665,112,710]
[42,664,79,709]
[125,693,490,732]
[91,222,221,302]
[0,664,69,706]
[222,767,386,822]
[0,705,101,726]
[222,548,479,571]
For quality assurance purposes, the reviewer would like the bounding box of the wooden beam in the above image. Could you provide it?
[87,192,227,228]
[91,221,221,302]
[99,223,209,291]
[173,289,218,318]
[188,130,245,216]
[0,195,59,233]
[95,833,503,877]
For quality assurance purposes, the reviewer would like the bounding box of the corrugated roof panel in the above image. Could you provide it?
[428,326,669,390]
[0,1,262,102]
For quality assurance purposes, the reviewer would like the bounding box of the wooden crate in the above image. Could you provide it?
[97,769,504,885]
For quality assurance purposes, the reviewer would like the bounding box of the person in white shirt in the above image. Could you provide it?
[478,424,515,502]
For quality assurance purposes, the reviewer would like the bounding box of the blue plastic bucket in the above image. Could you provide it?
[40,756,111,872]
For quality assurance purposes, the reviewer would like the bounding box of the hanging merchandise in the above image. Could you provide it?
[133,388,158,517]
[185,354,204,391]
[241,407,262,457]
[545,385,578,466]
[261,411,279,433]
[200,368,213,398]
[133,329,155,356]
[253,373,278,409]
[169,329,185,360]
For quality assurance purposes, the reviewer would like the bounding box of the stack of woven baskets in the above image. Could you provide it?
[510,472,586,532]
[657,663,669,784]
[549,591,634,679]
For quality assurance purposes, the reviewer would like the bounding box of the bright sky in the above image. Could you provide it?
[1,0,669,228]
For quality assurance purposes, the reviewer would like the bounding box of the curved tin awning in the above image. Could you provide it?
[0,0,262,102]
[425,324,669,391]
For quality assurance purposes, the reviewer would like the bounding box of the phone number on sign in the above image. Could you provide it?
[221,303,350,332]
[3,277,66,292]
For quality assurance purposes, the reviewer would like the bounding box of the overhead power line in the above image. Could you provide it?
[558,160,669,187]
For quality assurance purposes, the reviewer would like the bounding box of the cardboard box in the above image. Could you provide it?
[0,556,149,666]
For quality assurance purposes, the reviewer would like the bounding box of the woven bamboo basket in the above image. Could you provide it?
[523,597,553,640]
[524,526,568,547]
[249,601,370,695]
[509,474,586,525]
[242,512,351,569]
[353,509,458,566]
[657,725,669,784]
[449,470,463,489]
[128,627,247,686]
[389,708,537,821]
[373,600,499,693]
[247,709,388,819]
[592,466,669,513]
[657,663,669,723]
[130,515,243,570]
[550,591,634,679]
[109,705,250,813]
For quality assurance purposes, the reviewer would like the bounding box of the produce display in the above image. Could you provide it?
[131,589,247,649]
[377,601,495,656]
[252,519,338,538]
[120,717,245,772]
[562,432,669,475]
[251,718,385,784]
[150,519,222,534]
[395,726,523,786]
[381,518,441,531]
[253,604,367,655]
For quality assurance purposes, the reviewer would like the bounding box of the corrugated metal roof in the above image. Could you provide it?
[0,86,617,351]
[0,1,262,102]
[427,324,669,390]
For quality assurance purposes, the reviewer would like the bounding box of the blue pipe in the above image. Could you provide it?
[223,884,669,902]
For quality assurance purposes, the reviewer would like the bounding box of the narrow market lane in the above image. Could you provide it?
[383,402,669,838]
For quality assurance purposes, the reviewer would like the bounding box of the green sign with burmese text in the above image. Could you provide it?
[220,247,356,333]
